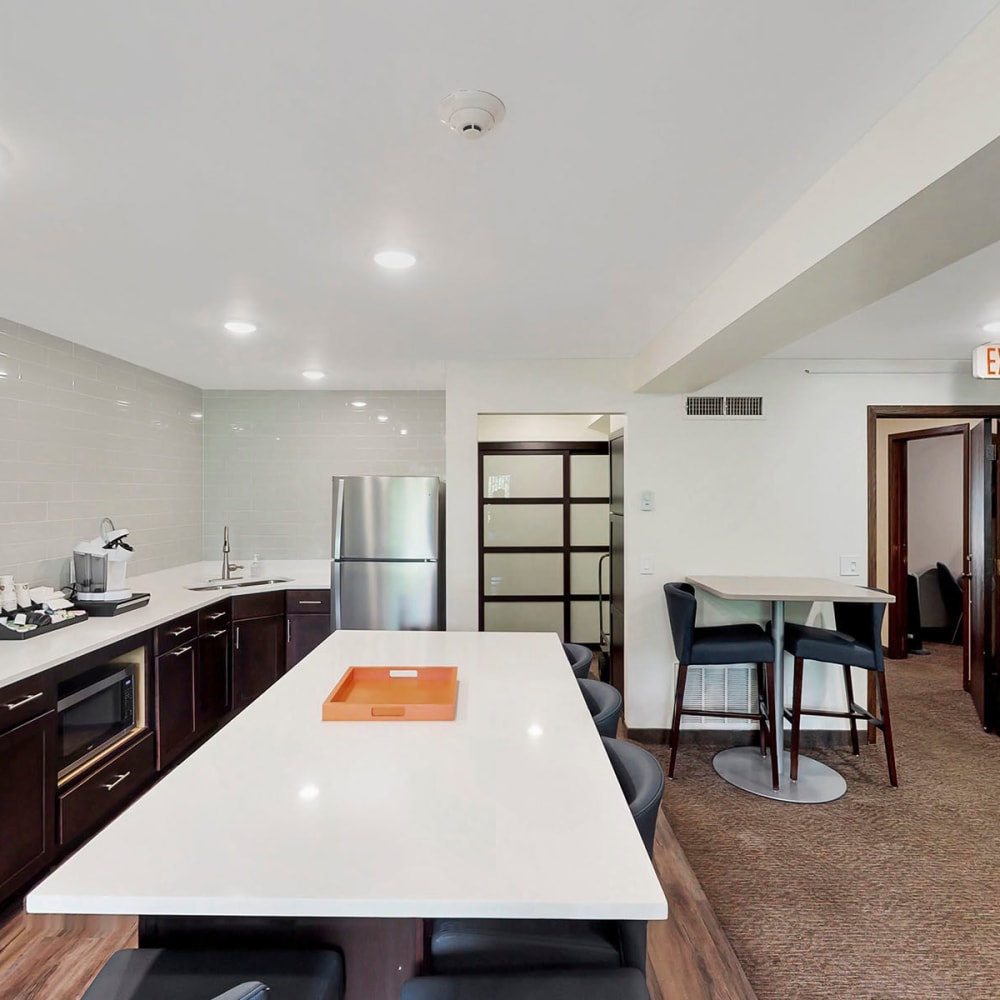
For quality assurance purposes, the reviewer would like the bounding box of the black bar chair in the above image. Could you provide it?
[579,678,623,738]
[662,583,779,789]
[936,561,964,645]
[783,598,898,787]
[563,642,593,679]
[401,967,651,1000]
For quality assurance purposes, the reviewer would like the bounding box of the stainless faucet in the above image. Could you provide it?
[217,526,243,581]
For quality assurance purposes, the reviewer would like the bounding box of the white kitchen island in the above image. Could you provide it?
[28,629,666,997]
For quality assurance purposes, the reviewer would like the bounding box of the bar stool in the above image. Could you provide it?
[563,642,593,678]
[402,968,651,1000]
[578,678,622,738]
[783,598,898,786]
[663,582,779,789]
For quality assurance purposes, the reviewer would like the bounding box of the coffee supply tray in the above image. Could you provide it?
[0,606,89,641]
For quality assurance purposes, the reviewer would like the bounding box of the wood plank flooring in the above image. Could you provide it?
[0,812,755,999]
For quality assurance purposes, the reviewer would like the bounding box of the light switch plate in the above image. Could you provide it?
[640,554,654,575]
[839,555,861,577]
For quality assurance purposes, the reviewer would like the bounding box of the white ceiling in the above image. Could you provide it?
[1,1,997,389]
[769,236,1000,361]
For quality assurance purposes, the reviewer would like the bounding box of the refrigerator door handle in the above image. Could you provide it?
[332,560,342,631]
[332,478,346,562]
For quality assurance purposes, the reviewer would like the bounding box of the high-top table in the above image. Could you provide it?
[28,629,666,999]
[686,576,895,804]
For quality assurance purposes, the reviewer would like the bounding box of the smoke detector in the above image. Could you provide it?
[437,90,506,139]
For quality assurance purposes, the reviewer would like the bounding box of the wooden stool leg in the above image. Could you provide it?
[756,663,767,757]
[876,671,899,787]
[764,661,779,790]
[789,657,804,782]
[668,661,689,779]
[843,664,860,756]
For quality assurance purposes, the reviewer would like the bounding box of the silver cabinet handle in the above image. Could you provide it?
[286,620,291,644]
[168,645,193,657]
[167,625,192,637]
[4,691,43,710]
[235,626,240,650]
[206,630,227,639]
[205,611,226,620]
[100,771,131,791]
[297,600,322,605]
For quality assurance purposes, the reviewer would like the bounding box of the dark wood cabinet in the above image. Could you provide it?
[196,627,230,732]
[0,706,57,902]
[285,589,331,671]
[154,641,197,770]
[231,590,285,712]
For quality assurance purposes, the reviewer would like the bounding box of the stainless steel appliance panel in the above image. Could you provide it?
[333,561,440,631]
[334,476,439,561]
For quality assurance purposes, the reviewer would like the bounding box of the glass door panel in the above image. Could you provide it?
[483,454,563,498]
[570,600,605,644]
[484,602,565,638]
[570,454,609,497]
[570,551,605,594]
[483,504,563,546]
[570,503,609,546]
[484,553,563,596]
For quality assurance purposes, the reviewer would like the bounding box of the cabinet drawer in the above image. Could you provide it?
[285,590,330,615]
[155,614,200,655]
[0,673,56,737]
[59,731,155,847]
[198,600,231,633]
[232,591,284,621]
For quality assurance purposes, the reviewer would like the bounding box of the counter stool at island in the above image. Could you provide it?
[783,598,898,787]
[401,968,651,1000]
[79,948,344,1000]
[578,678,623,738]
[563,642,593,679]
[663,582,779,790]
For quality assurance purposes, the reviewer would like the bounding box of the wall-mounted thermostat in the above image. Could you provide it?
[640,491,655,511]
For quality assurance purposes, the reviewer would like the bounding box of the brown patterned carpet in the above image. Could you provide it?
[637,643,1000,1000]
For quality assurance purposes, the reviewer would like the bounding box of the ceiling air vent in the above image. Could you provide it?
[685,395,765,419]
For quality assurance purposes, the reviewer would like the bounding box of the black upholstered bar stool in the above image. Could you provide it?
[783,598,898,787]
[402,968,651,1000]
[663,582,779,789]
[563,642,593,678]
[578,678,623,738]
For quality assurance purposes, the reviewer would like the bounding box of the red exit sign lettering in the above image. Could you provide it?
[973,344,1000,378]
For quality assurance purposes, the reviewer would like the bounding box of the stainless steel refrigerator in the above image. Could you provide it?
[331,476,444,631]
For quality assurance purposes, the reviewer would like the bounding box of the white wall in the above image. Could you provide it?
[908,434,964,576]
[0,317,203,586]
[446,357,1000,729]
[202,390,445,561]
[478,413,609,442]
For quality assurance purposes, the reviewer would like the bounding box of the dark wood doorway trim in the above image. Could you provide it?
[886,423,970,660]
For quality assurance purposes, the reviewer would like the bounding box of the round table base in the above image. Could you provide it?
[712,747,847,803]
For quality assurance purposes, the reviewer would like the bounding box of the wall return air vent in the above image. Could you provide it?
[685,395,764,419]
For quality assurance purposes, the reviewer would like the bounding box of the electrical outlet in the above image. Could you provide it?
[839,555,860,577]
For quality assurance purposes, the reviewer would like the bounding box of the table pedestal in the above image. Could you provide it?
[713,747,846,804]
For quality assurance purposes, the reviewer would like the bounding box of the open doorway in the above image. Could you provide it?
[869,405,1000,731]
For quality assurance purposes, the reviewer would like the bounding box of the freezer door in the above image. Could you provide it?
[333,476,440,561]
[332,560,440,631]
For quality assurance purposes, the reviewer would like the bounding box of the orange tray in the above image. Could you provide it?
[322,665,458,721]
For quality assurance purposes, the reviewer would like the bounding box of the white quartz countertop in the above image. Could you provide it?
[0,561,332,688]
[27,630,668,922]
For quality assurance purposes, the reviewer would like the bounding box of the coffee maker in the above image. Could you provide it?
[73,517,134,603]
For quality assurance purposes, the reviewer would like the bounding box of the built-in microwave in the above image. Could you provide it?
[56,662,140,780]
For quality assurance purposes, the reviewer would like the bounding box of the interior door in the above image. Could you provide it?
[968,419,999,730]
[608,430,625,696]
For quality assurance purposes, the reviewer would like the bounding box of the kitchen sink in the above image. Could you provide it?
[187,577,294,591]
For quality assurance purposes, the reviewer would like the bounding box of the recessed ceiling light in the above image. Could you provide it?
[224,320,257,335]
[376,414,389,423]
[302,370,325,381]
[350,400,367,408]
[982,321,1000,335]
[190,411,203,420]
[373,250,416,270]
[400,428,408,435]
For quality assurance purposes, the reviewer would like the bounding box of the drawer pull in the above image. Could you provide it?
[168,645,193,657]
[206,630,227,639]
[100,771,131,791]
[167,625,192,637]
[4,691,43,710]
[205,611,226,620]
[297,600,322,605]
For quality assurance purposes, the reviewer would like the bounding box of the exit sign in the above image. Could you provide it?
[973,344,1000,378]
